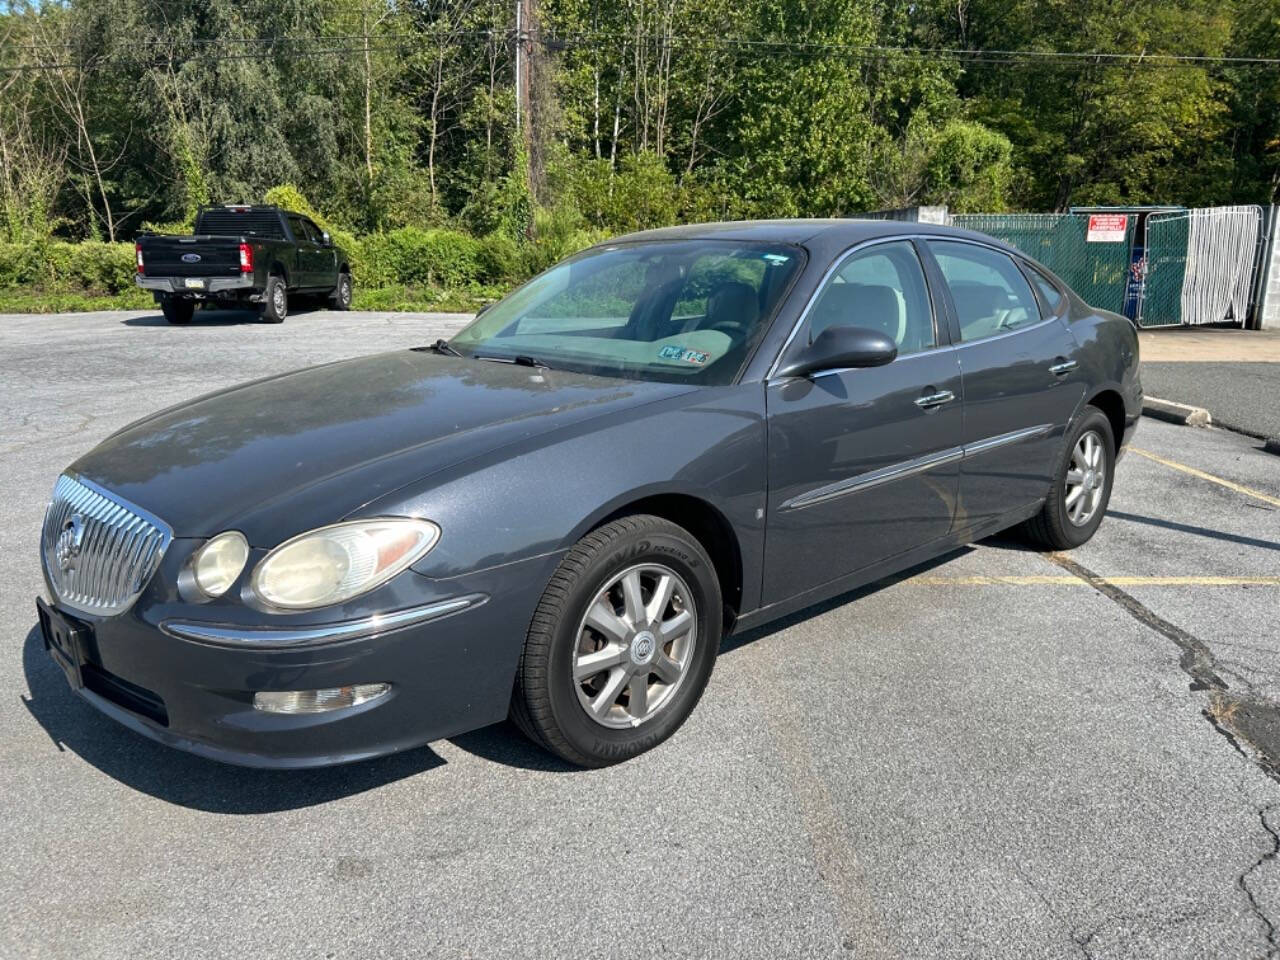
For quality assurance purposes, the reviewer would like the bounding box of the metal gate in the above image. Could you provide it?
[1137,206,1262,327]
[950,213,1135,314]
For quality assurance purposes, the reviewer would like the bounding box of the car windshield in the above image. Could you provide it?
[450,240,804,384]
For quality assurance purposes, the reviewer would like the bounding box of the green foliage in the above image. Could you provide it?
[0,240,135,293]
[0,0,1274,274]
[360,227,481,288]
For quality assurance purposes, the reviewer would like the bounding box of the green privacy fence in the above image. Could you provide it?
[1139,213,1190,327]
[951,213,1135,314]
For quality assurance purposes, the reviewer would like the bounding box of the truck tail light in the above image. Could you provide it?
[239,242,253,273]
[135,243,144,274]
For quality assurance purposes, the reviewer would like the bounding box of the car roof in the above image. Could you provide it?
[606,218,1011,249]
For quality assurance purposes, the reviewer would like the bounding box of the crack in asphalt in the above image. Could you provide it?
[1048,551,1280,955]
[1240,804,1280,960]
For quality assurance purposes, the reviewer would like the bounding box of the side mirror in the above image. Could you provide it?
[322,231,332,246]
[775,326,897,378]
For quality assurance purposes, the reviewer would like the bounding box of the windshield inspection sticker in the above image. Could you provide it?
[658,345,710,365]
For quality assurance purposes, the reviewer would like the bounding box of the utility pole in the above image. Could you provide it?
[514,0,541,214]
[514,0,523,134]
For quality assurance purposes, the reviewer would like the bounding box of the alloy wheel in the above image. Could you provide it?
[1064,429,1106,526]
[573,564,697,728]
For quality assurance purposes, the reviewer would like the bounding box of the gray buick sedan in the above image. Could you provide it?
[37,220,1141,768]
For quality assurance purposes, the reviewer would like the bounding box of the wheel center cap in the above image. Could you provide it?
[1084,470,1096,490]
[630,631,657,666]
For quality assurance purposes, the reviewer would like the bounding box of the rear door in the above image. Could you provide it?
[301,218,336,289]
[286,214,321,288]
[763,239,963,604]
[923,239,1084,529]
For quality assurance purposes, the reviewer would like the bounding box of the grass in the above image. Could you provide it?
[0,283,506,315]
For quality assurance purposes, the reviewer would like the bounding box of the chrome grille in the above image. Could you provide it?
[41,474,172,616]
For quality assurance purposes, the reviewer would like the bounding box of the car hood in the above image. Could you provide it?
[71,351,693,542]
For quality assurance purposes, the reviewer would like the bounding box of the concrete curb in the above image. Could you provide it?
[1142,396,1213,427]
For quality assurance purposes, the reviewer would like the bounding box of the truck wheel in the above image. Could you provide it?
[259,275,287,323]
[161,297,194,325]
[510,515,722,767]
[329,271,353,311]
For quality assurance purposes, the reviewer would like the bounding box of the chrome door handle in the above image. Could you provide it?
[915,390,956,409]
[1048,360,1078,376]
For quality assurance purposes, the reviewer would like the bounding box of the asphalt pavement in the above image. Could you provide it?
[1142,362,1280,440]
[1138,327,1280,441]
[4,307,1280,959]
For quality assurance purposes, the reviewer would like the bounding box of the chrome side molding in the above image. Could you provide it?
[783,423,1053,511]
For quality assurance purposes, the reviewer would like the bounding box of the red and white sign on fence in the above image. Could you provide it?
[1086,214,1129,243]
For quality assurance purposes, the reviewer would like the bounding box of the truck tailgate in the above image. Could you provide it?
[140,237,241,277]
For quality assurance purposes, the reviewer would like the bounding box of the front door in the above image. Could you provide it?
[763,239,963,605]
[924,239,1085,528]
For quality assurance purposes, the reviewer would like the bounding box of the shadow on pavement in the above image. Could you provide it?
[1108,509,1280,552]
[20,625,447,813]
[122,309,264,327]
[721,546,972,654]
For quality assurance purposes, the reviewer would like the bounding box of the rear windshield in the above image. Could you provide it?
[196,209,286,240]
[450,240,804,385]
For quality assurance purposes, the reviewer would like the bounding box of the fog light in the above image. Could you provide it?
[253,683,390,714]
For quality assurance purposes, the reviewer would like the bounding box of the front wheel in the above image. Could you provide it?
[511,515,722,767]
[259,275,288,323]
[1022,407,1115,550]
[328,272,353,311]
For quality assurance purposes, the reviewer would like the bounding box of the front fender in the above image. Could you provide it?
[359,385,768,610]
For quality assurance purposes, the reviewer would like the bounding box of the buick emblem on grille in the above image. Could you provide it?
[181,253,202,263]
[56,514,85,572]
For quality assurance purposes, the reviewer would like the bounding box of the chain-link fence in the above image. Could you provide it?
[1139,213,1189,326]
[950,213,1135,315]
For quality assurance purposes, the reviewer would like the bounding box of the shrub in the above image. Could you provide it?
[0,240,134,293]
[64,241,136,293]
[370,227,481,287]
[477,231,522,284]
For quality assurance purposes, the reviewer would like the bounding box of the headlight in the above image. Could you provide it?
[251,518,440,610]
[186,531,250,599]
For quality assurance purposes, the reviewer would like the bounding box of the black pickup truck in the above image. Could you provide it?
[135,205,352,324]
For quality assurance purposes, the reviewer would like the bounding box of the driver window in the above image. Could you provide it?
[806,241,935,356]
[928,241,1040,342]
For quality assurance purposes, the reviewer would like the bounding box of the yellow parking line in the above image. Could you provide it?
[901,575,1280,587]
[1130,447,1280,508]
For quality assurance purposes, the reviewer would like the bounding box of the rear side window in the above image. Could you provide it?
[1026,264,1065,314]
[807,241,936,356]
[928,241,1040,343]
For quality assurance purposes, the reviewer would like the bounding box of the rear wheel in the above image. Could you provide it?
[161,297,194,325]
[259,275,287,323]
[329,271,353,311]
[511,515,722,767]
[1022,407,1115,550]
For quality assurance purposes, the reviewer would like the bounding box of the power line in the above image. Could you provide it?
[4,30,1280,74]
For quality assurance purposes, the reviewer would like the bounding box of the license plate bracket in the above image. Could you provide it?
[37,598,89,691]
[184,278,205,289]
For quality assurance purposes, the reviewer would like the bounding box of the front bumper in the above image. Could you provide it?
[40,553,559,768]
[136,275,256,296]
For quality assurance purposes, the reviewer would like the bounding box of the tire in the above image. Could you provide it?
[511,514,723,767]
[1022,407,1115,550]
[161,297,194,325]
[259,275,288,323]
[328,271,353,311]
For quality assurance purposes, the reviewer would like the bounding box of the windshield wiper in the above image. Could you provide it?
[474,353,552,370]
[427,338,463,357]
